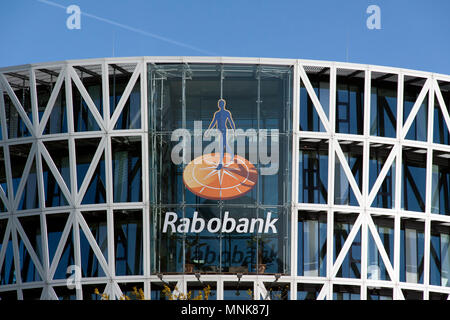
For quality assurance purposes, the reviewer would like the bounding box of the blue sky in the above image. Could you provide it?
[1,0,449,74]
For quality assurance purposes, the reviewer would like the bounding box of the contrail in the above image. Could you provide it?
[37,0,216,56]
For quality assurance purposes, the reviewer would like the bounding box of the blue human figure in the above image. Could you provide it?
[206,99,236,170]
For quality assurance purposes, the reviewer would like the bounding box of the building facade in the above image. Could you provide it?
[0,56,449,300]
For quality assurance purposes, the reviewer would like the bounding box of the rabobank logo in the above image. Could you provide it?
[170,98,279,201]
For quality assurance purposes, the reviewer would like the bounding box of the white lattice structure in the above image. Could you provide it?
[0,57,449,300]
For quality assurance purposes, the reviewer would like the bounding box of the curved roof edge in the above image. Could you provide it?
[0,56,449,80]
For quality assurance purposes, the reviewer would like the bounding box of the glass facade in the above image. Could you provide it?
[0,57,449,300]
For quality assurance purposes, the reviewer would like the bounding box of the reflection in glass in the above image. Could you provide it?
[400,220,424,284]
[300,70,330,132]
[112,137,142,203]
[114,210,143,276]
[430,223,450,287]
[333,284,360,300]
[297,283,322,300]
[298,211,326,277]
[404,81,428,142]
[299,141,328,204]
[334,213,361,279]
[370,75,397,138]
[402,149,426,213]
[431,152,450,216]
[336,73,364,135]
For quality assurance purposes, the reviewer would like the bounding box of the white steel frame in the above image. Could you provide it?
[0,56,449,300]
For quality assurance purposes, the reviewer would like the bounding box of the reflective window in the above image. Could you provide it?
[71,66,104,132]
[402,148,427,213]
[334,141,363,206]
[367,287,393,300]
[370,73,397,138]
[431,151,450,216]
[404,78,428,142]
[369,144,395,209]
[368,217,394,281]
[430,222,450,287]
[112,136,142,203]
[335,70,365,135]
[18,215,43,282]
[114,209,143,276]
[223,281,253,300]
[333,284,360,300]
[433,81,450,145]
[334,213,361,279]
[299,140,328,204]
[263,282,290,300]
[297,211,327,277]
[402,289,423,300]
[400,220,425,284]
[80,211,108,278]
[297,283,322,300]
[3,89,32,139]
[300,68,330,132]
[0,219,15,285]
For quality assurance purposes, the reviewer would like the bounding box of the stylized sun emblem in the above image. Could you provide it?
[183,153,257,200]
[183,98,258,200]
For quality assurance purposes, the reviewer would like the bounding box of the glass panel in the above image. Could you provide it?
[298,211,327,277]
[0,233,15,285]
[46,213,71,271]
[370,74,397,138]
[402,289,423,300]
[223,282,253,300]
[82,283,106,300]
[42,160,69,208]
[187,282,217,300]
[9,143,31,198]
[400,220,424,284]
[114,209,143,276]
[17,158,39,210]
[80,211,108,278]
[22,288,42,300]
[18,235,41,282]
[114,76,141,130]
[3,90,32,139]
[72,81,101,132]
[297,283,322,300]
[43,140,71,192]
[434,81,450,145]
[299,140,328,204]
[336,71,364,135]
[300,69,329,132]
[112,136,142,203]
[430,223,450,287]
[43,81,68,135]
[0,146,7,203]
[263,282,290,300]
[369,144,395,209]
[53,286,77,300]
[431,152,450,216]
[367,287,393,300]
[404,79,428,142]
[333,284,360,300]
[368,217,394,281]
[109,63,136,117]
[402,149,427,213]
[334,142,363,206]
[334,213,361,279]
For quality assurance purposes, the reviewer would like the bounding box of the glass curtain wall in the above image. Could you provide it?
[148,63,293,275]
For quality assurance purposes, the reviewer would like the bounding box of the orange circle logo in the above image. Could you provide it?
[183,153,257,200]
